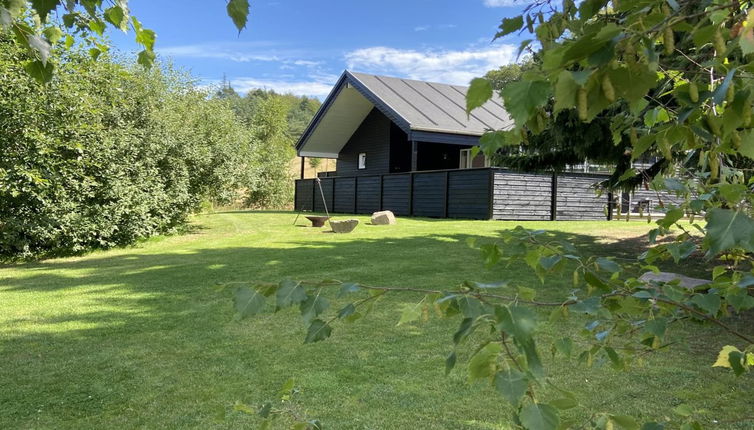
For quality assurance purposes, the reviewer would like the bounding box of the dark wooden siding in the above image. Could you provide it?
[556,175,606,220]
[295,179,314,211]
[382,174,411,215]
[295,168,615,221]
[447,169,490,219]
[336,108,391,176]
[492,172,552,220]
[313,178,334,213]
[356,176,381,214]
[333,177,356,213]
[412,172,446,217]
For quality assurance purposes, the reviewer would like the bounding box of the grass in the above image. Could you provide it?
[0,211,751,429]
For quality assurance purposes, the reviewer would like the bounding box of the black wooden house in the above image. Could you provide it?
[294,71,666,220]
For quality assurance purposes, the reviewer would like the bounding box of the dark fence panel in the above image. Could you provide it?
[295,179,314,211]
[333,177,356,213]
[492,172,551,220]
[296,168,614,221]
[556,174,607,220]
[313,178,334,213]
[356,176,381,214]
[381,174,411,215]
[447,169,490,219]
[412,172,446,217]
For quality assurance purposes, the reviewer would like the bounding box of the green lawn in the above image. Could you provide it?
[0,212,751,429]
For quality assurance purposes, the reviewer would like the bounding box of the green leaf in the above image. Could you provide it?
[739,129,754,160]
[88,18,106,36]
[466,78,493,114]
[494,368,529,406]
[539,255,562,270]
[300,293,330,325]
[397,301,423,326]
[339,282,361,297]
[304,319,332,343]
[596,257,620,273]
[553,70,578,113]
[445,351,456,375]
[704,209,754,256]
[610,415,640,430]
[137,49,155,68]
[657,208,684,230]
[337,303,356,319]
[691,292,721,315]
[468,342,502,380]
[554,338,573,358]
[550,397,578,410]
[570,297,600,315]
[234,286,266,319]
[227,0,250,32]
[135,27,156,50]
[453,317,474,345]
[520,403,560,430]
[30,0,57,23]
[458,296,483,319]
[276,279,307,308]
[641,423,665,430]
[502,79,551,126]
[673,404,693,417]
[497,15,524,39]
[42,26,63,43]
[104,6,128,32]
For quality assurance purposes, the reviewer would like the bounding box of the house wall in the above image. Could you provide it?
[335,108,391,176]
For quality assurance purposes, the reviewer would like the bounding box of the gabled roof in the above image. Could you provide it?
[296,71,513,158]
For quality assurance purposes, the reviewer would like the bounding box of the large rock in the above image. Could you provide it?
[371,210,397,225]
[639,271,710,290]
[330,219,359,233]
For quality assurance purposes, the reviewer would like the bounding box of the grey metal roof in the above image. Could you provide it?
[296,70,513,158]
[348,71,513,136]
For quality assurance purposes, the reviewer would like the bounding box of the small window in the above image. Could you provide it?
[358,152,366,170]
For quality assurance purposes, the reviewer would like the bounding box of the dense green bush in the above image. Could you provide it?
[0,35,256,259]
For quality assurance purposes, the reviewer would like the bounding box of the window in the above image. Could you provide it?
[358,152,366,170]
[459,148,490,169]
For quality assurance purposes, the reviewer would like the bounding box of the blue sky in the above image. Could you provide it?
[110,0,529,98]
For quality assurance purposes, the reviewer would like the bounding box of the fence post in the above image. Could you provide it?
[487,169,494,220]
[353,177,358,214]
[444,171,450,218]
[408,172,414,216]
[550,172,558,221]
[311,179,316,212]
[379,175,384,211]
[607,191,614,221]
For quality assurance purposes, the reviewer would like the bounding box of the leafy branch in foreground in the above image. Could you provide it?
[0,0,251,82]
[230,224,752,429]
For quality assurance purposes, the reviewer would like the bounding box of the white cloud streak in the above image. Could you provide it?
[483,0,536,7]
[228,78,335,98]
[344,45,517,85]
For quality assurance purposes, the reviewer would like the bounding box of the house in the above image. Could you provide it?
[293,71,654,221]
[296,71,511,176]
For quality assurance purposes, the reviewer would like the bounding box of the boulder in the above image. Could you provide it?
[638,271,709,290]
[371,210,397,225]
[329,219,359,233]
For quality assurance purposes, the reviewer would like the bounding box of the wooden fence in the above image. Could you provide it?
[294,167,674,221]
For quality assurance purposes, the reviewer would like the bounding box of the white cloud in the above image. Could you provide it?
[228,78,334,98]
[158,42,283,63]
[344,45,517,85]
[414,25,429,32]
[483,0,535,7]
